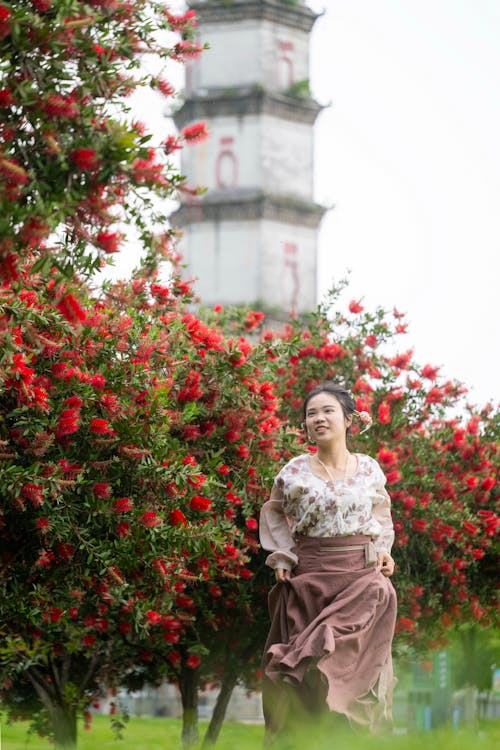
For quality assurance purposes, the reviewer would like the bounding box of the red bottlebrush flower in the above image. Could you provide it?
[224,543,238,559]
[0,156,29,185]
[364,334,377,347]
[438,561,453,575]
[377,447,398,466]
[176,594,195,608]
[0,5,12,39]
[245,518,258,531]
[411,519,427,532]
[186,654,201,670]
[178,370,202,402]
[209,584,222,598]
[181,121,209,144]
[43,94,79,118]
[190,495,212,512]
[0,88,14,106]
[182,455,197,466]
[397,617,415,633]
[481,476,495,492]
[465,475,479,490]
[119,621,132,635]
[91,373,106,390]
[244,310,265,330]
[386,470,402,485]
[225,428,241,443]
[56,408,81,437]
[164,134,181,154]
[348,299,363,313]
[141,511,162,528]
[226,491,242,505]
[47,607,63,623]
[164,8,197,30]
[187,473,207,489]
[36,517,50,532]
[240,569,253,579]
[168,650,181,667]
[236,444,250,459]
[173,40,204,60]
[70,147,100,172]
[69,606,79,620]
[21,483,44,507]
[421,364,439,380]
[31,0,52,12]
[425,387,445,404]
[217,464,230,476]
[93,483,111,498]
[90,417,113,434]
[0,252,19,282]
[56,542,74,561]
[116,521,131,537]
[146,610,163,626]
[156,78,176,96]
[472,548,485,560]
[95,231,122,254]
[390,350,413,369]
[152,558,169,577]
[403,495,416,510]
[36,549,55,567]
[83,634,96,647]
[170,509,187,526]
[377,402,391,424]
[56,294,86,325]
[163,631,180,644]
[113,497,133,513]
[462,520,478,536]
[395,323,408,333]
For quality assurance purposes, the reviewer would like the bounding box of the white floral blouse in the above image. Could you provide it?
[259,453,395,571]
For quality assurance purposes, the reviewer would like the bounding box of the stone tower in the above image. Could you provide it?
[172,0,325,314]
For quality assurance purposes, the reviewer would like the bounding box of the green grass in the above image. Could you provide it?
[1,715,499,750]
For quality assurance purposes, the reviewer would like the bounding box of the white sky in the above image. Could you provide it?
[308,0,500,406]
[121,0,499,408]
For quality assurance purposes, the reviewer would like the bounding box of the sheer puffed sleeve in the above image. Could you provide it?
[371,462,395,554]
[259,479,298,571]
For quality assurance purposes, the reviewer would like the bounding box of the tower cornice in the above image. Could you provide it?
[171,189,327,229]
[174,88,324,128]
[189,1,319,33]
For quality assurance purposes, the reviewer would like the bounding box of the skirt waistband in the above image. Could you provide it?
[294,534,372,547]
[293,535,377,566]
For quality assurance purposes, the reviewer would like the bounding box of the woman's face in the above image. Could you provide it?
[304,392,351,443]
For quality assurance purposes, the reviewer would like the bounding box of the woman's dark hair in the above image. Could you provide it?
[302,382,356,423]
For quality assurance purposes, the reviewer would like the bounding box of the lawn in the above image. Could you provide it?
[1,715,500,750]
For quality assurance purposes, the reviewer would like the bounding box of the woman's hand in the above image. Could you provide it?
[275,567,291,583]
[377,551,395,577]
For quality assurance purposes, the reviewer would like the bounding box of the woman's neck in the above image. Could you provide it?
[315,442,349,468]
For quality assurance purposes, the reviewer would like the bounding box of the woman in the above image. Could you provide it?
[259,382,397,739]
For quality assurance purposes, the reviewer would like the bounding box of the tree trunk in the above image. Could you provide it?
[50,703,77,750]
[179,664,199,750]
[460,626,478,687]
[202,672,238,747]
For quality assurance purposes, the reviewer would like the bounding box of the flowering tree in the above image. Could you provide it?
[0,0,205,285]
[0,261,297,748]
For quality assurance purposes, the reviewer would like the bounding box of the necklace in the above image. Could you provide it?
[316,452,350,483]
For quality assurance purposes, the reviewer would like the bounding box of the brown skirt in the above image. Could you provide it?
[262,535,397,734]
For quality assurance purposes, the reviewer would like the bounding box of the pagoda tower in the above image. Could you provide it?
[172,0,325,314]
